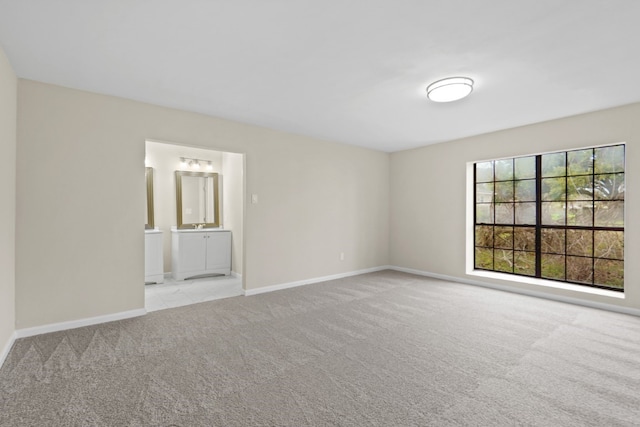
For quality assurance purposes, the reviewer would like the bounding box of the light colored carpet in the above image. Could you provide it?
[1,270,639,426]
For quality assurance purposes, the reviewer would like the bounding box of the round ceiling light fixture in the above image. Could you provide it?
[426,77,474,102]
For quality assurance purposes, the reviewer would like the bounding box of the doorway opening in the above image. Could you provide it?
[144,140,245,311]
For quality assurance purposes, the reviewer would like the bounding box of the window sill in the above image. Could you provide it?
[468,270,625,299]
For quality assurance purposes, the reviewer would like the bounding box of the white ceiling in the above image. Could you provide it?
[1,1,639,152]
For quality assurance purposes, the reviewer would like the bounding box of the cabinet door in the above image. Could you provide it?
[145,233,163,277]
[178,232,207,272]
[205,232,231,270]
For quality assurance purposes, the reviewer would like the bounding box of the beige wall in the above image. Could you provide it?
[390,102,640,311]
[12,75,640,331]
[16,79,390,329]
[0,46,17,354]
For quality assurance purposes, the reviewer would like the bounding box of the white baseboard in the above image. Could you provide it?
[15,308,147,339]
[390,266,640,318]
[0,331,17,369]
[164,271,240,281]
[244,266,391,296]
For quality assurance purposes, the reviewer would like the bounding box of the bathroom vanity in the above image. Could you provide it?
[171,228,231,280]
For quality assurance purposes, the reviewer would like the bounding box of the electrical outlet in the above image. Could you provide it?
[340,252,345,261]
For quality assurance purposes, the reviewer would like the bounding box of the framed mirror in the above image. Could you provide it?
[145,167,155,229]
[175,171,220,229]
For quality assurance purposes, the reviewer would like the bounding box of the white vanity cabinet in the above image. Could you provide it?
[145,229,164,284]
[171,229,231,280]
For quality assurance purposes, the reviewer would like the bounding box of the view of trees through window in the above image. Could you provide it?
[474,144,624,291]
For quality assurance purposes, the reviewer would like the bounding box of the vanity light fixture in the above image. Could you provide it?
[426,77,474,102]
[179,157,214,171]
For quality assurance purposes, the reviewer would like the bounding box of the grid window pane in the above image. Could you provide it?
[514,251,535,276]
[593,173,624,200]
[568,149,594,175]
[494,226,513,249]
[476,204,493,224]
[566,229,592,256]
[594,231,623,260]
[594,145,624,174]
[475,248,493,269]
[594,201,624,227]
[514,156,536,179]
[476,162,493,182]
[475,226,493,248]
[541,254,565,280]
[495,159,513,181]
[515,202,536,225]
[566,256,593,284]
[567,203,593,227]
[567,176,593,200]
[594,259,624,289]
[541,177,566,201]
[495,203,514,224]
[495,181,514,202]
[542,202,565,225]
[542,229,565,254]
[542,152,566,177]
[476,183,494,203]
[494,249,514,272]
[515,179,536,201]
[514,227,536,251]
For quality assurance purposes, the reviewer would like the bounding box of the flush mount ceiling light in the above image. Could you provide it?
[426,77,474,102]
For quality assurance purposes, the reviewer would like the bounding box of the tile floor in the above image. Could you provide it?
[145,274,243,312]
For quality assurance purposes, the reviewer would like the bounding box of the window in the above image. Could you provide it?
[474,144,624,291]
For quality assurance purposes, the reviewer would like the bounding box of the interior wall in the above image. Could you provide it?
[390,102,640,311]
[145,141,238,274]
[16,79,389,329]
[222,152,244,275]
[0,46,17,357]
